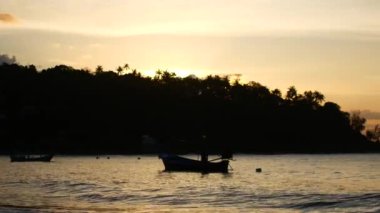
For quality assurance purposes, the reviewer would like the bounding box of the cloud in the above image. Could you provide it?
[361,110,380,120]
[0,54,17,64]
[0,13,17,24]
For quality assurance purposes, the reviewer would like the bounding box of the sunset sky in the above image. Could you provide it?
[0,0,379,122]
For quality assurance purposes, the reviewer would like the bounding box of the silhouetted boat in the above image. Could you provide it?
[10,154,54,162]
[159,154,230,173]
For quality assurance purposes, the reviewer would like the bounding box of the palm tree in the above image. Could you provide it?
[95,65,103,74]
[131,69,141,77]
[123,63,130,73]
[154,70,163,80]
[116,66,123,75]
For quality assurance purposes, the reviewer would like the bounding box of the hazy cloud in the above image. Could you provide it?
[361,110,380,120]
[0,54,17,64]
[0,13,17,23]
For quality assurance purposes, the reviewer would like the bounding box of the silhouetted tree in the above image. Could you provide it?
[123,63,130,73]
[350,111,366,132]
[303,91,325,106]
[116,66,123,75]
[271,89,282,98]
[286,86,298,102]
[95,65,103,74]
[366,124,380,142]
[0,63,378,154]
[0,54,17,65]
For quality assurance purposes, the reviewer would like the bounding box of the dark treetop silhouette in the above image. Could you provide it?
[0,63,378,154]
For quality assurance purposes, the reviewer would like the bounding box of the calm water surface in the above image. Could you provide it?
[0,154,379,212]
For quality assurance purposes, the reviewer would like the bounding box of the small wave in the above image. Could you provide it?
[289,200,341,209]
[0,204,39,213]
[142,188,161,192]
[41,180,102,194]
[78,193,137,203]
[0,203,126,212]
[78,193,104,201]
[356,193,380,200]
[283,193,380,210]
[112,180,127,184]
[67,182,97,188]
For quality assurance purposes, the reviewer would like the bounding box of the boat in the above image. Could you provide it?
[10,154,54,162]
[159,153,230,173]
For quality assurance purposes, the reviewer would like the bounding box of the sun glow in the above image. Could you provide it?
[143,68,209,79]
[1,0,380,111]
[171,69,191,78]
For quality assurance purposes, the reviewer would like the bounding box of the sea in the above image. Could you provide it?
[0,154,379,212]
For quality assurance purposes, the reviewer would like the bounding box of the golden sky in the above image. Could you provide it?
[0,0,379,117]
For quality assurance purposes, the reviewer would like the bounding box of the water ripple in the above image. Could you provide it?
[1,155,379,212]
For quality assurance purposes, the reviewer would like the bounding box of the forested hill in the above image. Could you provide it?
[0,63,378,154]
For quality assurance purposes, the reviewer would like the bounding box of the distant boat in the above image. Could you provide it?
[10,154,54,162]
[159,154,230,173]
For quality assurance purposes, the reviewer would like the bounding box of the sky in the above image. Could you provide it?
[0,0,379,123]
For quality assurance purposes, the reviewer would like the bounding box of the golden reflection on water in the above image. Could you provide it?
[0,154,379,212]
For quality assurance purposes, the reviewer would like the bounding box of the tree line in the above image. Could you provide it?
[0,63,379,154]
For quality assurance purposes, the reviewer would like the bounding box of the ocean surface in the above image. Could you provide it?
[0,154,379,212]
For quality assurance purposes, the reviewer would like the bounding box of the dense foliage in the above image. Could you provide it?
[0,63,378,154]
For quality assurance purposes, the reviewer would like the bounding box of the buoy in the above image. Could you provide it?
[96,156,99,159]
[107,156,110,159]
[137,157,141,160]
[256,168,262,173]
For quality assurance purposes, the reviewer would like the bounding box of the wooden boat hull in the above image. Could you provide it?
[10,154,54,162]
[160,154,229,173]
